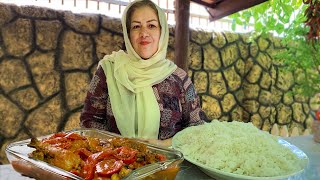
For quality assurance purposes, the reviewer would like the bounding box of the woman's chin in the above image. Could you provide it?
[137,50,156,60]
[140,54,152,60]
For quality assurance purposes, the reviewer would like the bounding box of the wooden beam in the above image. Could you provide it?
[191,0,223,8]
[207,0,268,21]
[174,0,190,72]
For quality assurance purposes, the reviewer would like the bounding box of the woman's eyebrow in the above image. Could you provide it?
[131,21,141,24]
[147,19,158,23]
[131,19,158,24]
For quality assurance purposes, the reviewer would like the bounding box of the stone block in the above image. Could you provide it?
[0,58,30,92]
[36,20,62,50]
[201,95,221,120]
[27,51,59,97]
[61,30,93,70]
[65,72,90,109]
[2,18,33,57]
[208,72,226,98]
[223,66,242,92]
[0,95,24,138]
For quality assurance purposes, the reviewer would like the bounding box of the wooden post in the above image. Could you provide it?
[174,0,190,72]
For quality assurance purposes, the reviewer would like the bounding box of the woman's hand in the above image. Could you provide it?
[134,138,172,148]
[147,138,172,147]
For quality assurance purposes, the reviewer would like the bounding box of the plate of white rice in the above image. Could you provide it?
[172,120,309,180]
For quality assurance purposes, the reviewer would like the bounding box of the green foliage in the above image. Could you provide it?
[229,0,320,97]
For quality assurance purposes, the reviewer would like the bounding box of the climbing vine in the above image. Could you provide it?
[229,0,320,97]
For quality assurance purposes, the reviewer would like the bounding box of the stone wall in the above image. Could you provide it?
[0,3,318,164]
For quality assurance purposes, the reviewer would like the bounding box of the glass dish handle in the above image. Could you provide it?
[8,150,83,180]
[123,160,175,180]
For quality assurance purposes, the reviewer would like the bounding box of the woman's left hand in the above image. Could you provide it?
[134,138,172,148]
[147,138,172,147]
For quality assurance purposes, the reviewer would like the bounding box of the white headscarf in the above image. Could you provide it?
[98,0,177,139]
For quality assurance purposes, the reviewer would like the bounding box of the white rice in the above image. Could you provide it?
[173,120,306,177]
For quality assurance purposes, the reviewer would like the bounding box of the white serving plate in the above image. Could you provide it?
[173,135,309,180]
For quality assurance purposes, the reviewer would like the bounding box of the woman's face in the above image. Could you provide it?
[129,6,161,60]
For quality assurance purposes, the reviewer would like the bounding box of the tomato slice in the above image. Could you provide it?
[316,111,320,121]
[70,169,81,176]
[94,150,116,161]
[156,153,167,162]
[96,159,123,176]
[65,132,86,140]
[77,148,93,160]
[42,137,68,144]
[50,132,68,138]
[83,150,116,180]
[83,160,95,180]
[114,146,138,164]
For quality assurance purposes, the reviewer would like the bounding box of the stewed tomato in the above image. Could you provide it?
[316,111,320,121]
[83,150,116,180]
[96,159,123,176]
[114,146,138,164]
[65,132,86,140]
[77,148,93,160]
[156,153,167,162]
[50,132,67,138]
[42,137,68,144]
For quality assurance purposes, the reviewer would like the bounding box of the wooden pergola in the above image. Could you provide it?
[174,0,268,71]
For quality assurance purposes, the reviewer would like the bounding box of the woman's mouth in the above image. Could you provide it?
[140,41,150,45]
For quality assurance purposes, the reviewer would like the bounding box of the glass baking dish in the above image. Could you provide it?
[6,128,184,180]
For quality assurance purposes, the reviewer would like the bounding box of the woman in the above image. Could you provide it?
[80,0,208,147]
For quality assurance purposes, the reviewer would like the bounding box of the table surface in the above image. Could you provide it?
[0,135,319,180]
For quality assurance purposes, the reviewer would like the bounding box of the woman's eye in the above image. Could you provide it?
[148,24,157,28]
[132,25,140,29]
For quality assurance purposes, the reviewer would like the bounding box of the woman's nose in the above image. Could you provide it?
[139,28,149,38]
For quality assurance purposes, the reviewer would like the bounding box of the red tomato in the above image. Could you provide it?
[50,132,67,138]
[96,159,123,176]
[70,169,81,176]
[77,148,93,160]
[42,137,68,144]
[83,150,116,180]
[93,150,116,161]
[65,132,86,140]
[156,153,167,162]
[83,160,95,180]
[316,111,320,121]
[114,146,138,164]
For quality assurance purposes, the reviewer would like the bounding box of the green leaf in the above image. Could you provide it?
[275,23,285,34]
[236,18,244,25]
[255,21,263,31]
[231,20,237,31]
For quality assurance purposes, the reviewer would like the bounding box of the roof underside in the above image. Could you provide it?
[191,0,269,21]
